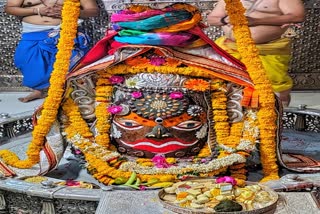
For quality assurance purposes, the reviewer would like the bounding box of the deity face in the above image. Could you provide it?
[109,73,211,158]
[111,95,209,158]
[112,111,208,158]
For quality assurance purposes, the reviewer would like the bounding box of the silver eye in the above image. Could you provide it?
[172,120,202,131]
[155,117,163,124]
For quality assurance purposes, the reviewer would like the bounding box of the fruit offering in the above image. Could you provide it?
[113,171,174,190]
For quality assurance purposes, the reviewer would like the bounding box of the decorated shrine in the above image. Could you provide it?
[0,0,280,184]
[0,0,319,213]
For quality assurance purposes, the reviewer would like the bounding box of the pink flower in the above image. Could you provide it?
[169,91,184,99]
[109,75,124,84]
[216,176,237,186]
[66,180,80,187]
[200,158,207,163]
[151,154,171,168]
[150,56,166,66]
[75,149,82,155]
[139,185,147,191]
[180,175,196,181]
[107,105,123,114]
[131,91,143,99]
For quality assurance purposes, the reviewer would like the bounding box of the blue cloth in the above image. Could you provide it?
[14,29,90,90]
[114,32,196,47]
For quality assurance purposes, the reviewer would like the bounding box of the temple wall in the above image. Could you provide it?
[0,0,319,91]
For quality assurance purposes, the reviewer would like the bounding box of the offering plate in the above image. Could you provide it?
[158,179,278,214]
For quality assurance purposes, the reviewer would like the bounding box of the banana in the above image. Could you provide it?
[124,171,137,185]
[151,182,174,188]
[134,177,141,186]
[114,177,128,185]
[142,177,160,186]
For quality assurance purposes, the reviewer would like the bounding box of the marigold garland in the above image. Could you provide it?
[184,79,210,92]
[197,144,212,158]
[62,94,247,183]
[95,70,113,148]
[0,0,80,168]
[106,63,253,89]
[61,67,253,183]
[212,90,230,143]
[224,0,279,181]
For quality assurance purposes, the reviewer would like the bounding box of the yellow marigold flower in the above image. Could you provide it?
[165,158,176,164]
[140,162,154,167]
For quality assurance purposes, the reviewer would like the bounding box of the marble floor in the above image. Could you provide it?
[289,91,320,109]
[0,91,43,121]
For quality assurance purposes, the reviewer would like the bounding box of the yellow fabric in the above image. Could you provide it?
[215,36,293,92]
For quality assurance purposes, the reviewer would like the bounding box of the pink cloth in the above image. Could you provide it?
[111,10,165,22]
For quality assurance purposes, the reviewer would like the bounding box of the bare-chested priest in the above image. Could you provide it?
[5,0,99,102]
[207,0,305,107]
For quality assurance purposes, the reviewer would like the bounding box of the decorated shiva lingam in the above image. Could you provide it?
[109,72,217,159]
[0,1,280,192]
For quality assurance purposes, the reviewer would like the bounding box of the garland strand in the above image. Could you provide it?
[224,0,279,181]
[95,70,113,148]
[0,0,81,168]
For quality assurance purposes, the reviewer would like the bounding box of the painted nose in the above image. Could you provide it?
[145,117,173,139]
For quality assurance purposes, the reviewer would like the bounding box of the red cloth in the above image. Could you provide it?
[72,26,246,72]
[71,30,118,71]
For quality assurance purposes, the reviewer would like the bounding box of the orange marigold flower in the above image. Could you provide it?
[165,58,182,67]
[184,79,209,92]
[128,5,151,13]
[125,56,149,67]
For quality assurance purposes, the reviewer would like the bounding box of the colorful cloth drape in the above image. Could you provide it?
[115,30,197,46]
[113,10,192,31]
[111,3,203,48]
[111,9,165,22]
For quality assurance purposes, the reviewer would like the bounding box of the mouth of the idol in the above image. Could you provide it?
[119,138,199,154]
